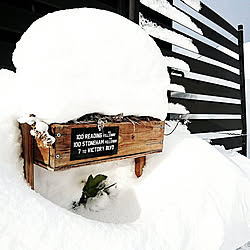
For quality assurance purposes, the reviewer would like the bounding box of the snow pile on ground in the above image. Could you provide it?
[1,116,250,249]
[13,8,170,123]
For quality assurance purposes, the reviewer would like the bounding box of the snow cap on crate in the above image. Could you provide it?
[13,8,170,123]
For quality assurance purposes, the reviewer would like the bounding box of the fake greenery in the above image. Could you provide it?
[73,174,116,208]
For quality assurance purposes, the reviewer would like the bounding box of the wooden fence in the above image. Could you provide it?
[0,0,247,156]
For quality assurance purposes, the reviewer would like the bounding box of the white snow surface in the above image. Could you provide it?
[1,115,250,249]
[140,0,203,34]
[13,8,170,123]
[168,103,189,114]
[164,56,190,72]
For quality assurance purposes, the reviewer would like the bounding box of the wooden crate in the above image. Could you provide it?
[20,120,165,189]
[34,121,164,170]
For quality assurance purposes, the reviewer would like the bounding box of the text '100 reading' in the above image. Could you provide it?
[70,127,119,161]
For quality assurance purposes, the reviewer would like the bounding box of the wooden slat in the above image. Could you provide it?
[170,75,241,99]
[170,98,242,114]
[187,119,242,133]
[172,4,239,54]
[0,41,16,71]
[20,123,34,190]
[199,2,238,38]
[155,38,241,83]
[141,4,239,68]
[135,156,146,177]
[0,3,40,33]
[210,136,243,150]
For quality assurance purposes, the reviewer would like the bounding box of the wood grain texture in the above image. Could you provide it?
[20,123,34,189]
[33,121,165,171]
[135,156,146,177]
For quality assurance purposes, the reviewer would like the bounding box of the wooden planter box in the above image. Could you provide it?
[20,120,165,189]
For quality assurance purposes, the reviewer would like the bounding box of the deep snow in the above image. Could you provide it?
[0,7,250,250]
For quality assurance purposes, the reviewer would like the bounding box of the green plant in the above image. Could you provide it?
[72,174,116,208]
[79,174,107,205]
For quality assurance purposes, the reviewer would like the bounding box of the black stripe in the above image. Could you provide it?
[35,0,117,10]
[190,36,239,69]
[154,38,240,83]
[82,0,117,12]
[210,136,243,149]
[34,0,87,8]
[170,75,241,99]
[0,0,34,11]
[172,4,239,54]
[33,1,59,15]
[187,119,242,133]
[199,2,238,38]
[0,3,41,33]
[170,97,241,114]
[141,4,239,68]
[0,41,15,71]
[0,29,21,43]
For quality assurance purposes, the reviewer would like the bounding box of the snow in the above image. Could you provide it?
[164,56,190,72]
[139,13,199,53]
[140,0,203,34]
[1,116,250,249]
[18,115,55,147]
[244,42,250,157]
[168,83,186,92]
[182,0,201,11]
[168,103,189,114]
[0,7,250,250]
[13,8,170,123]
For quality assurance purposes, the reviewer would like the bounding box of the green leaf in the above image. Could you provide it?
[81,174,107,201]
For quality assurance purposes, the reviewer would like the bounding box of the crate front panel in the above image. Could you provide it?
[49,121,165,169]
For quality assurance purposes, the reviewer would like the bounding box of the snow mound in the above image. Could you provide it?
[13,8,170,123]
[1,119,250,250]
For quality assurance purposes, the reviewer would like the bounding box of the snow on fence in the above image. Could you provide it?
[0,0,247,156]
